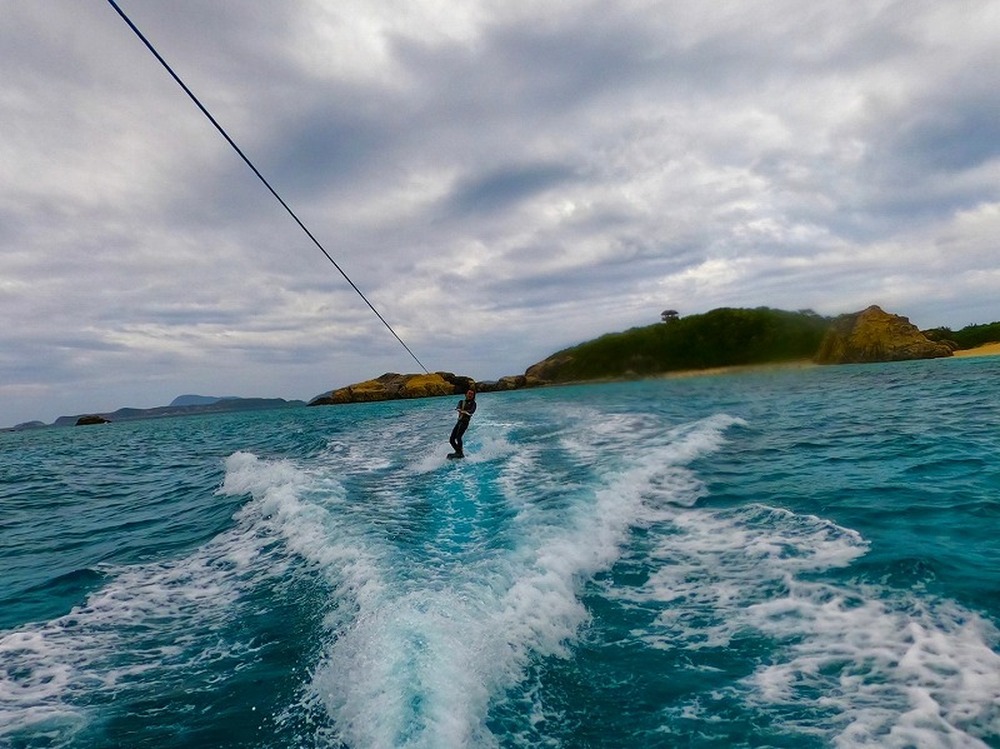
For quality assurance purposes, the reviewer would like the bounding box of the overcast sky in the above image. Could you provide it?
[3,1,999,426]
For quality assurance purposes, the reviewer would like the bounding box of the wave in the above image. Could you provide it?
[0,453,315,745]
[610,499,1000,747]
[263,411,747,748]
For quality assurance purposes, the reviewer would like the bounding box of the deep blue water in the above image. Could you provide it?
[2,357,999,748]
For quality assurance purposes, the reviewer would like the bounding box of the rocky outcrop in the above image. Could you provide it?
[523,354,575,385]
[814,305,953,364]
[76,415,110,426]
[310,372,476,406]
[480,375,529,391]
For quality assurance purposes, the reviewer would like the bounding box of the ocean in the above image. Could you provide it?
[2,356,999,748]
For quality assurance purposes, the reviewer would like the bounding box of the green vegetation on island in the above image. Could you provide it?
[925,321,1000,350]
[529,307,832,382]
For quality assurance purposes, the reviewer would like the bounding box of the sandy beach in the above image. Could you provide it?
[952,342,1000,358]
[660,360,817,379]
[658,341,1000,381]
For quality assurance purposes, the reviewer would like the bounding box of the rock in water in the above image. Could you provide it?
[309,372,476,405]
[76,414,110,426]
[814,305,953,364]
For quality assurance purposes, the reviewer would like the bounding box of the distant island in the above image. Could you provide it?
[309,305,1000,405]
[8,395,305,431]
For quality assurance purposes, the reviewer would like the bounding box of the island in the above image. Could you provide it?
[309,305,1000,406]
[9,305,999,425]
[4,396,307,430]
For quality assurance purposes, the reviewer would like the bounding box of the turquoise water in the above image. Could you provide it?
[2,357,999,748]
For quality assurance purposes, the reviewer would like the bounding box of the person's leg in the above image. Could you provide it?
[452,420,468,456]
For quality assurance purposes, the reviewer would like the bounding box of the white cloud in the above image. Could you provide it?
[1,0,999,426]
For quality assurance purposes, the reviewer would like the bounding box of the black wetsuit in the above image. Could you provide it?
[449,397,477,456]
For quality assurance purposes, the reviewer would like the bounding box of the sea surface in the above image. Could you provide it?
[3,357,1000,748]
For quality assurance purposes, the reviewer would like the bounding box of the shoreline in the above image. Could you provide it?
[653,341,1000,381]
[951,341,1000,358]
[658,359,816,380]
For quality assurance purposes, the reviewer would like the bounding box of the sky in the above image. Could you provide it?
[3,0,1000,427]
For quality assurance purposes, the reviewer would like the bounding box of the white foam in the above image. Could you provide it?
[405,418,519,474]
[745,590,1000,747]
[0,528,263,741]
[463,428,518,464]
[621,499,1000,747]
[491,416,748,665]
[0,450,366,744]
[219,451,389,609]
[303,412,747,748]
[311,587,506,749]
[0,629,82,736]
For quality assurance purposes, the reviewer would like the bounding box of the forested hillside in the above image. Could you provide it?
[529,308,832,382]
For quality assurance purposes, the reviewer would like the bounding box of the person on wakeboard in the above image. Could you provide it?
[447,389,477,459]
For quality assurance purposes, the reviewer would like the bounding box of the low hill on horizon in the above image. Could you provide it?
[49,396,305,428]
[169,394,242,407]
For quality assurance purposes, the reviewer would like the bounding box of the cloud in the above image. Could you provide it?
[444,163,578,216]
[1,0,999,426]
